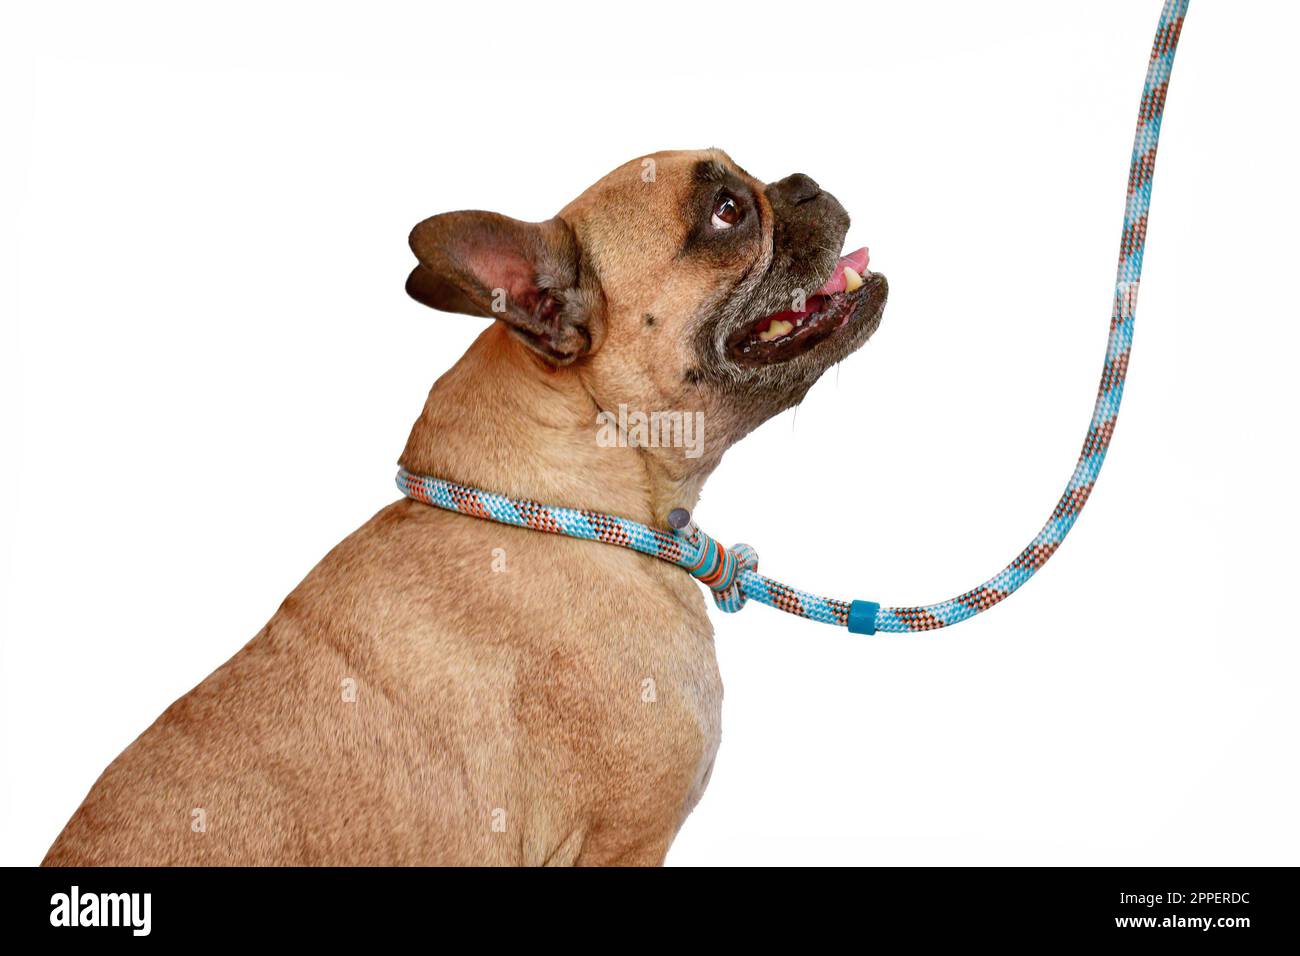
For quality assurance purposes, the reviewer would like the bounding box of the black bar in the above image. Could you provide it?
[0,866,1286,944]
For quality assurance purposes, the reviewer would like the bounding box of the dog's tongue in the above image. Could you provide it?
[815,247,870,296]
[751,246,873,334]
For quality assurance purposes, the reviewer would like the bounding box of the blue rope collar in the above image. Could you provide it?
[396,0,1188,636]
[396,468,872,630]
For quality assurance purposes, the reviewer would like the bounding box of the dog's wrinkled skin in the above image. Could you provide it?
[44,149,887,866]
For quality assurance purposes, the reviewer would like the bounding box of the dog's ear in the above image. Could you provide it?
[406,211,601,365]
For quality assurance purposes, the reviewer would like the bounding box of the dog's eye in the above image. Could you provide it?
[711,192,742,230]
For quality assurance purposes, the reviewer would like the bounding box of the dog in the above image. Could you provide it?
[42,149,887,866]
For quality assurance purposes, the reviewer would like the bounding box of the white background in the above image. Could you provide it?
[2,1,1297,867]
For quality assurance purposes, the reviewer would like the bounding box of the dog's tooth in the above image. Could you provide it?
[758,319,794,342]
[843,266,864,293]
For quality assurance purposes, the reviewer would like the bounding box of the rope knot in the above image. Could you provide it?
[667,509,759,613]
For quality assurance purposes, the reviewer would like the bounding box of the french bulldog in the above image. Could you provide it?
[43,148,887,866]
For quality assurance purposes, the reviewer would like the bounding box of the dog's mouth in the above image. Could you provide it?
[726,247,885,367]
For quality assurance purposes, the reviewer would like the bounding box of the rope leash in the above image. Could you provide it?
[397,0,1189,636]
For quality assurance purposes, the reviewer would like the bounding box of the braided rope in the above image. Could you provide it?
[394,469,855,626]
[396,0,1188,636]
[874,0,1187,632]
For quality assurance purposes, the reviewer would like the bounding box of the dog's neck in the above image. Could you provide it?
[399,324,709,525]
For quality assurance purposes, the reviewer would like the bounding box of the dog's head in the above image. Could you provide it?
[406,148,887,467]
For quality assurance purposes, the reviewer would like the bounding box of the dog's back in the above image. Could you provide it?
[44,495,722,866]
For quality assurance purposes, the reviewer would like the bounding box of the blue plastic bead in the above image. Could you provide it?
[847,600,880,635]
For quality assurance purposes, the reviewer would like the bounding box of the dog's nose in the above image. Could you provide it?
[770,173,822,205]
